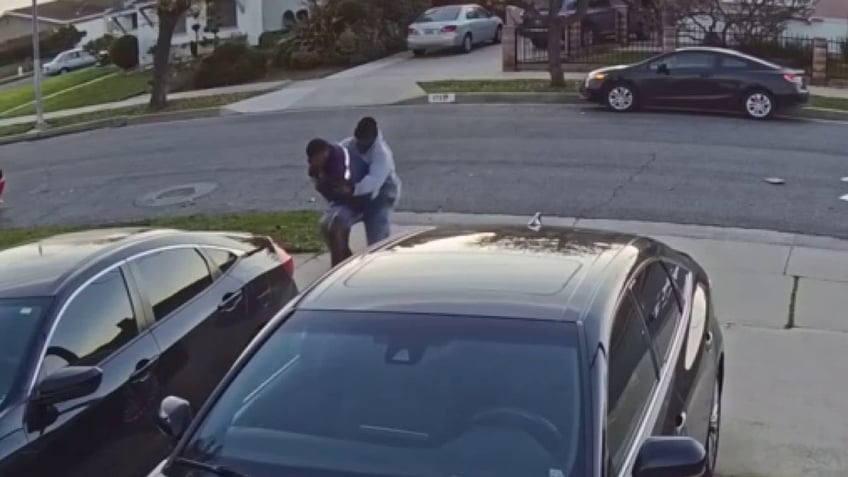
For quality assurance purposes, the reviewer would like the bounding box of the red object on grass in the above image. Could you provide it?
[0,169,6,203]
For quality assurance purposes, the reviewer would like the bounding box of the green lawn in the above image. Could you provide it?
[0,210,323,253]
[0,67,115,114]
[0,91,261,138]
[3,70,152,117]
[809,95,848,111]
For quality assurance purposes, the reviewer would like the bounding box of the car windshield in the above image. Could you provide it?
[0,298,50,409]
[414,6,461,23]
[181,310,586,477]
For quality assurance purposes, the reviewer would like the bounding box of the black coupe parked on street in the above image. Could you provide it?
[149,225,725,477]
[581,47,810,119]
[0,228,298,477]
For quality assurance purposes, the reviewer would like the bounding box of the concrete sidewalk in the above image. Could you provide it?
[0,80,288,129]
[293,212,848,477]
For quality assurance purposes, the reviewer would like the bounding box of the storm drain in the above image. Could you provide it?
[135,182,218,208]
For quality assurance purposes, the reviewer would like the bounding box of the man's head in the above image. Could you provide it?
[306,138,331,178]
[354,117,379,154]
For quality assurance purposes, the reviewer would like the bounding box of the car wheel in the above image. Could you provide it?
[462,34,473,53]
[412,49,426,57]
[493,25,503,44]
[59,68,69,75]
[606,83,637,112]
[705,379,722,476]
[743,89,775,120]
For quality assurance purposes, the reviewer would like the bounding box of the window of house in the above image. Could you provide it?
[207,0,238,28]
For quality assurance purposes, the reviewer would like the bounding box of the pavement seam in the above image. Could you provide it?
[785,276,800,330]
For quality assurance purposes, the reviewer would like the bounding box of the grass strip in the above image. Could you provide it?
[0,91,260,138]
[0,210,323,254]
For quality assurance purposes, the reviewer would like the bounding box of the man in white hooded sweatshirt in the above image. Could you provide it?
[340,117,402,245]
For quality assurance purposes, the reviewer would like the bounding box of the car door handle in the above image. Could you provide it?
[218,290,244,312]
[130,356,159,382]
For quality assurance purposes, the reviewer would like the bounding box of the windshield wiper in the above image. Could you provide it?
[168,457,251,477]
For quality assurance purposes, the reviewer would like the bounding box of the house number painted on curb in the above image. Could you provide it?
[428,93,456,104]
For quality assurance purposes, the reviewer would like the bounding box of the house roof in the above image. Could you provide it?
[6,0,121,23]
[813,0,848,20]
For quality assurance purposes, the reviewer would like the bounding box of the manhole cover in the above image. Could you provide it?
[135,182,219,208]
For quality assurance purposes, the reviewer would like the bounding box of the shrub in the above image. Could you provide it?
[288,49,324,70]
[193,41,267,89]
[84,34,115,56]
[259,30,290,49]
[109,35,139,70]
[0,25,86,67]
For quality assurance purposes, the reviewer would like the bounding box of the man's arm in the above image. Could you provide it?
[354,139,393,198]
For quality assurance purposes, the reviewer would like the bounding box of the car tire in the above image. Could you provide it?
[742,89,775,120]
[605,82,637,112]
[59,68,69,75]
[462,34,473,53]
[412,49,426,57]
[493,25,503,44]
[705,378,722,476]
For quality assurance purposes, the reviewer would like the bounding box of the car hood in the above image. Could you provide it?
[588,64,630,76]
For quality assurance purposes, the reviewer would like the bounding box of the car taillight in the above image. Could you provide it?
[270,240,294,276]
[442,25,457,33]
[784,73,803,86]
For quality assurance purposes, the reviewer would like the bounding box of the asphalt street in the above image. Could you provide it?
[1,104,848,237]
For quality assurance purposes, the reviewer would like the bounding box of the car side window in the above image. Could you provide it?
[205,248,238,274]
[133,248,213,321]
[607,292,658,473]
[721,56,750,69]
[465,8,478,19]
[631,262,683,365]
[41,269,139,379]
[651,52,715,71]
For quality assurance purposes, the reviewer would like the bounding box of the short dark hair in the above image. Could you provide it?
[354,117,378,139]
[306,138,329,157]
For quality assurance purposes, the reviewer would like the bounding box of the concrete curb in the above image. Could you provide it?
[392,211,848,251]
[0,107,223,146]
[0,73,31,86]
[407,91,848,121]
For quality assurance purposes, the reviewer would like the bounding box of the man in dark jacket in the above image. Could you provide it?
[306,138,370,266]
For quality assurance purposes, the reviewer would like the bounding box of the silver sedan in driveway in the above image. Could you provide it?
[407,4,503,56]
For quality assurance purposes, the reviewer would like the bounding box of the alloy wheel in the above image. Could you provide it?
[607,86,634,111]
[745,92,773,119]
[706,380,722,474]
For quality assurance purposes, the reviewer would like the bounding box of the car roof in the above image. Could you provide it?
[0,227,254,299]
[297,225,653,323]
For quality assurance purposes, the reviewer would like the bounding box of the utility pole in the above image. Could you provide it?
[31,0,48,130]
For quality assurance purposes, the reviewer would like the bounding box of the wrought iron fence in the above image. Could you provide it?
[826,38,848,80]
[515,24,663,67]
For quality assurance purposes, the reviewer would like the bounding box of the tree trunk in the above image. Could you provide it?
[547,16,565,87]
[149,13,178,110]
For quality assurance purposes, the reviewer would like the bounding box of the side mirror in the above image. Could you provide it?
[35,366,102,405]
[656,63,670,75]
[157,396,193,441]
[632,436,707,477]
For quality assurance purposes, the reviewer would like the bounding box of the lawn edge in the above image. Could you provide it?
[0,107,226,145]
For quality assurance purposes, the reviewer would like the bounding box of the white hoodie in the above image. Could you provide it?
[341,131,402,203]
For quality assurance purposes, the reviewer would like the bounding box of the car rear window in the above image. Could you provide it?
[183,311,587,477]
[415,6,461,23]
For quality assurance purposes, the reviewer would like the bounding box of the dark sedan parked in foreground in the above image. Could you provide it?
[0,228,298,477]
[149,225,724,477]
[581,47,809,119]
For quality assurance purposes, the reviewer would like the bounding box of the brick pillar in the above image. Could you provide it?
[811,37,828,86]
[616,7,629,45]
[502,25,517,71]
[662,26,676,52]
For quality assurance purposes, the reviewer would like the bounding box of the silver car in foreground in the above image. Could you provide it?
[407,4,503,56]
[42,48,98,76]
